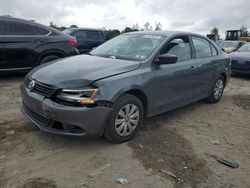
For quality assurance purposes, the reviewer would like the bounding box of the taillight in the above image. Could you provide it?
[68,38,77,48]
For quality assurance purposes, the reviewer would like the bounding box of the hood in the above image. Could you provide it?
[29,55,140,88]
[229,52,250,61]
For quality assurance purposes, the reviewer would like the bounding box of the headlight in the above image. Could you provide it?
[57,88,98,105]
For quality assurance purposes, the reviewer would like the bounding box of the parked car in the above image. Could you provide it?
[20,31,230,143]
[0,16,79,72]
[218,40,246,53]
[229,42,250,75]
[63,28,108,54]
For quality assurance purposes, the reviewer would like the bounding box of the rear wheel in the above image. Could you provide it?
[39,55,60,64]
[207,76,225,103]
[104,94,144,143]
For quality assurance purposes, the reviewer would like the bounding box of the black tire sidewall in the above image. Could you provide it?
[209,76,225,103]
[105,94,144,143]
[40,55,59,64]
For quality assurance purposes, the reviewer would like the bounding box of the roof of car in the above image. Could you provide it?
[0,15,38,25]
[125,30,203,37]
[0,15,65,35]
[64,28,105,32]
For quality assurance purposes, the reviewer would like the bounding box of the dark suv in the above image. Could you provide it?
[20,31,231,143]
[0,16,79,72]
[63,28,108,54]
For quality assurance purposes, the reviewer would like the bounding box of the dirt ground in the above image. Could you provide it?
[0,74,249,188]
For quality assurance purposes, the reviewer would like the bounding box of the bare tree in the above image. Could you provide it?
[155,22,162,31]
[144,22,153,31]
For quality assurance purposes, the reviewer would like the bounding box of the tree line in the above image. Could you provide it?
[49,21,162,39]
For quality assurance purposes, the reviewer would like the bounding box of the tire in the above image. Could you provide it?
[39,55,60,64]
[207,76,225,103]
[104,94,144,143]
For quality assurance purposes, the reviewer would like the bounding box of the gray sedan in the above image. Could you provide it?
[21,31,231,143]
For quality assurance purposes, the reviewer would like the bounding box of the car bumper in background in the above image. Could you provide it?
[231,60,250,75]
[20,85,112,137]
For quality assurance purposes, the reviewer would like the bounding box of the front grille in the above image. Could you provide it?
[25,77,57,97]
[23,104,51,127]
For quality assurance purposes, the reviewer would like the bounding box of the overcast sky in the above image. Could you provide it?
[0,0,249,37]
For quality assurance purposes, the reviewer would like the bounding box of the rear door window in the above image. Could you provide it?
[7,20,47,35]
[86,31,100,40]
[191,36,212,58]
[74,31,87,38]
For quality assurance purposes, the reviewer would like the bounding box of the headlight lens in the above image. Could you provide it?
[57,88,98,105]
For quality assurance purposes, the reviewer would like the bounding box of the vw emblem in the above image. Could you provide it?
[28,80,35,91]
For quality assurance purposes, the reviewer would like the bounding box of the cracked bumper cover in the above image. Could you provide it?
[20,85,113,137]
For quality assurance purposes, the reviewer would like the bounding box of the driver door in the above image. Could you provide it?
[150,36,201,115]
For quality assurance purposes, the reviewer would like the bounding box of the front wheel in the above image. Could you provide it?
[207,76,225,103]
[104,94,144,143]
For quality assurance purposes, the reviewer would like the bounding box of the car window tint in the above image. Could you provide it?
[0,19,7,35]
[161,37,191,62]
[86,31,100,40]
[38,27,50,35]
[8,21,42,35]
[192,36,212,58]
[74,31,87,38]
[210,44,218,56]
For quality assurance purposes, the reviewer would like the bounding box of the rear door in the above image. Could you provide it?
[190,36,218,96]
[85,30,102,51]
[0,19,7,70]
[3,20,49,69]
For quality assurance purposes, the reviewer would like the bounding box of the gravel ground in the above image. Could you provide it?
[0,74,249,188]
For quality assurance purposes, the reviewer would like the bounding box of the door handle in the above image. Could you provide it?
[189,66,196,70]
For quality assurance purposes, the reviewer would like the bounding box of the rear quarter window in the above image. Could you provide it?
[37,27,50,35]
[210,44,218,56]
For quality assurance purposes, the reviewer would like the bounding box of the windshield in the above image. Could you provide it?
[90,34,165,61]
[220,41,237,49]
[237,43,250,52]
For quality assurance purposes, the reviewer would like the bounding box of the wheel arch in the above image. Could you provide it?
[111,87,149,117]
[220,72,227,85]
[37,50,66,64]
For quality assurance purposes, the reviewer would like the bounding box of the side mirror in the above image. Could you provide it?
[157,54,177,64]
